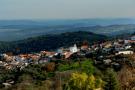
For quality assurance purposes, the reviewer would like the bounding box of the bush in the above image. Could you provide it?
[81,59,95,74]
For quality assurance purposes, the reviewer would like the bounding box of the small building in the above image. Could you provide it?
[131,36,135,40]
[124,40,129,44]
[69,44,78,53]
[57,48,64,54]
[2,83,11,88]
[125,45,132,49]
[117,51,134,55]
[40,51,56,58]
[103,59,112,65]
[125,40,135,44]
[81,45,89,50]
[64,52,73,59]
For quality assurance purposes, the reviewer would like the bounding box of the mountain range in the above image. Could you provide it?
[0,19,135,41]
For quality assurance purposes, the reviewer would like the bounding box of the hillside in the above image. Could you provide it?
[0,31,107,54]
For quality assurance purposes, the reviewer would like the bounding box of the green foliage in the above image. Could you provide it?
[81,59,95,75]
[0,69,19,84]
[69,72,88,90]
[103,68,120,90]
[47,72,55,78]
[22,64,47,81]
[57,59,95,75]
[57,64,71,71]
[66,72,103,90]
[70,62,80,70]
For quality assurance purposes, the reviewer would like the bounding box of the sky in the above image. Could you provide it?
[0,0,135,20]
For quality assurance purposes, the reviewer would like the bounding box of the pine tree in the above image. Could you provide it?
[104,69,120,90]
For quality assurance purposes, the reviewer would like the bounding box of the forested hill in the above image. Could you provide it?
[0,31,107,54]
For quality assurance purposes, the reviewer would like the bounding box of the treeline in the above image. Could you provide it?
[0,31,107,54]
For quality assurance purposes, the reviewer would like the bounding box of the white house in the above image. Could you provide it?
[117,51,134,55]
[125,45,131,49]
[124,40,128,44]
[69,44,78,53]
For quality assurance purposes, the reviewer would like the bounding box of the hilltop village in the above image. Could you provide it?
[0,35,135,89]
[0,36,135,70]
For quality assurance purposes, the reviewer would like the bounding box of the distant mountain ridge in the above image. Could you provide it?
[0,19,135,41]
[0,18,135,26]
[0,24,135,41]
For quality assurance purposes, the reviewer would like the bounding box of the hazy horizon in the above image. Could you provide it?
[0,18,135,21]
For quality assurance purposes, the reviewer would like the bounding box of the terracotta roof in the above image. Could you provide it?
[64,52,73,59]
[81,45,89,49]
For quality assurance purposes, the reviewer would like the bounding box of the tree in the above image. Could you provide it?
[57,64,71,71]
[81,59,95,75]
[46,62,56,72]
[69,72,88,90]
[104,69,120,90]
[66,72,103,90]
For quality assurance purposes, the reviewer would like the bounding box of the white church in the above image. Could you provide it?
[69,44,78,53]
